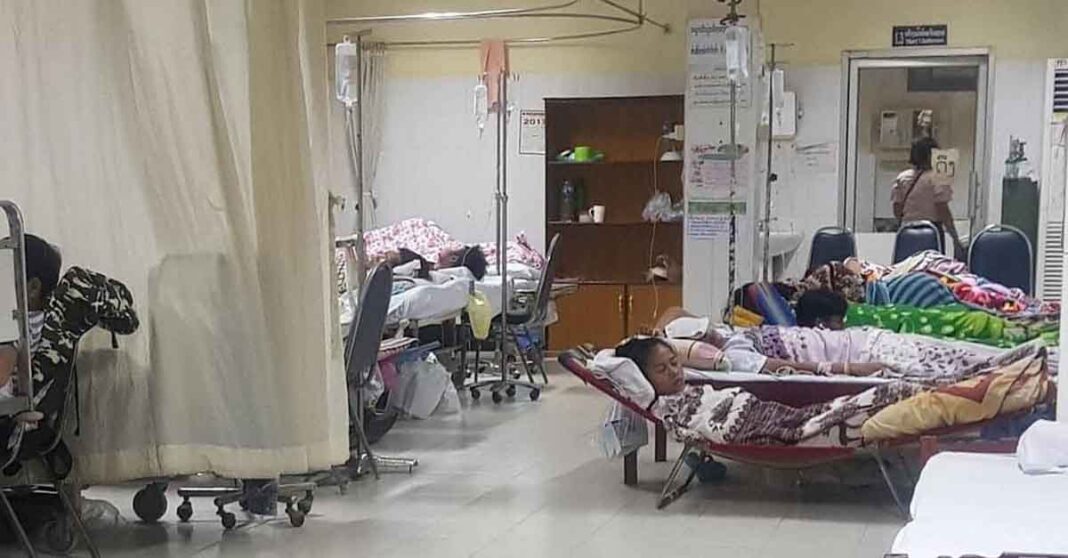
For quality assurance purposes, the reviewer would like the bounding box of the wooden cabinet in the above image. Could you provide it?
[549,284,682,350]
[545,96,685,352]
[549,285,625,351]
[626,285,682,337]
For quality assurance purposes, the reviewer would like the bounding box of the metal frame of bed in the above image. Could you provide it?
[558,350,1036,516]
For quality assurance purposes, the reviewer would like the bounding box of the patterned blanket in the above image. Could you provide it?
[654,343,1048,448]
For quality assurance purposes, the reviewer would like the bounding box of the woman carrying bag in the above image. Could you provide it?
[892,137,967,259]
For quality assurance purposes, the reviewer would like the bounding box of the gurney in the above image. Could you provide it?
[558,350,1047,514]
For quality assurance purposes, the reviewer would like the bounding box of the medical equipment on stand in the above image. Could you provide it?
[759,44,792,282]
[720,0,744,320]
[336,34,370,293]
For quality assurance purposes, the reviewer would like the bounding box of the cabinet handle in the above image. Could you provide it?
[628,295,634,315]
[618,294,624,315]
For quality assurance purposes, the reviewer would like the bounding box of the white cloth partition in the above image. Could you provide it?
[0,0,347,482]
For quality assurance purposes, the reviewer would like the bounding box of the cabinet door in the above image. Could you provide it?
[626,284,682,337]
[548,285,626,351]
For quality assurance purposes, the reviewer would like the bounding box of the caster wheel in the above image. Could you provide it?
[529,389,541,401]
[470,388,481,400]
[491,391,503,404]
[298,497,313,514]
[42,518,75,555]
[287,509,306,528]
[133,484,168,524]
[177,501,194,523]
[220,511,237,530]
[505,385,517,398]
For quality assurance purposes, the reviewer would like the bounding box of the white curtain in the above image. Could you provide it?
[360,42,387,229]
[0,0,347,483]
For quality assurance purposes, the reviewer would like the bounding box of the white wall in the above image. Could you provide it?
[333,73,685,249]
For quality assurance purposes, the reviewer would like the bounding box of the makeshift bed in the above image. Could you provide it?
[558,349,1051,512]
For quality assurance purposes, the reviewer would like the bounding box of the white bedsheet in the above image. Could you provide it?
[340,275,542,329]
[685,369,892,385]
[892,452,1068,557]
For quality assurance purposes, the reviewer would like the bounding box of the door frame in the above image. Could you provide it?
[838,47,995,235]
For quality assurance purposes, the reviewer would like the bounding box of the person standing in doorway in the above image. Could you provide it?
[891,137,966,257]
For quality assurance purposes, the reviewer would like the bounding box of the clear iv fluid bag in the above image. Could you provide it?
[335,40,360,106]
[725,26,749,84]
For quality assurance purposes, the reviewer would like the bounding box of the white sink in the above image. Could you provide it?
[765,231,803,257]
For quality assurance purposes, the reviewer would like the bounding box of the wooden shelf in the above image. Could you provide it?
[547,160,683,167]
[548,221,682,227]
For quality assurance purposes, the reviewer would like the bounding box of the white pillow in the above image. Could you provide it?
[1017,420,1068,475]
[664,316,710,339]
[591,349,655,410]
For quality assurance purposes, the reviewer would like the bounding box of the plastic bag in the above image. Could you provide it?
[434,380,462,416]
[390,354,450,419]
[596,402,649,459]
[642,191,683,223]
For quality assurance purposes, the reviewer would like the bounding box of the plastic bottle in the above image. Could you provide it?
[560,180,576,222]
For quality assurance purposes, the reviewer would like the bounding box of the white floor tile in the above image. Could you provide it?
[0,364,905,557]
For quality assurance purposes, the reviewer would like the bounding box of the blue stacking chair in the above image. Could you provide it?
[969,224,1034,295]
[893,220,944,264]
[808,226,857,270]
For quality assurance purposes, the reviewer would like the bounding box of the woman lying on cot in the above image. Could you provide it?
[654,306,1009,382]
[615,337,921,447]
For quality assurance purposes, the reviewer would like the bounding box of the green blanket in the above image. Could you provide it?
[846,303,1059,348]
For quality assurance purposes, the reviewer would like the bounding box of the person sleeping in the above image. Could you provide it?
[614,337,921,447]
[654,306,1009,382]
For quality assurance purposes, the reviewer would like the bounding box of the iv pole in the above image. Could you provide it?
[759,43,793,282]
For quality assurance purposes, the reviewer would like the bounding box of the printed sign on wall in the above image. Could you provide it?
[519,109,545,155]
[892,25,948,47]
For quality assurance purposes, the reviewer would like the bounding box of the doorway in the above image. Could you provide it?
[840,50,991,251]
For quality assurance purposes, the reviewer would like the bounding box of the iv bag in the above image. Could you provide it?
[335,39,360,107]
[473,81,488,134]
[725,26,750,84]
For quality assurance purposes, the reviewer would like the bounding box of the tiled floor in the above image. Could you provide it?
[3,364,905,557]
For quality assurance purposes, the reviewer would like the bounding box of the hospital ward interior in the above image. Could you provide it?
[4,0,1068,556]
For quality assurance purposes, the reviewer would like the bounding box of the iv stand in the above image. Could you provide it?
[497,69,509,390]
[343,33,369,294]
[760,44,777,283]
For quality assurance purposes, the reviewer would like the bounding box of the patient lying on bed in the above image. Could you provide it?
[617,337,921,447]
[385,245,489,281]
[655,307,1009,382]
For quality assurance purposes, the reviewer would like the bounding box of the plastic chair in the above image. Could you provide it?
[893,220,944,264]
[344,264,418,477]
[969,224,1034,295]
[808,226,857,270]
[468,234,561,403]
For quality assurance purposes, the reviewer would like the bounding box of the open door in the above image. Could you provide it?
[841,50,990,261]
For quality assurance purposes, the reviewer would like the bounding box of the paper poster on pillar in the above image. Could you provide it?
[687,20,752,109]
[687,144,751,200]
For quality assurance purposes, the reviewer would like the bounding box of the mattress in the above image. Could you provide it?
[892,452,1068,557]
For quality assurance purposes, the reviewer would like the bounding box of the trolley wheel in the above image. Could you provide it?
[491,391,503,404]
[505,385,517,398]
[219,511,237,530]
[529,389,541,401]
[298,497,313,514]
[287,508,306,528]
[177,501,194,523]
[470,388,481,400]
[42,517,76,555]
[133,484,168,524]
